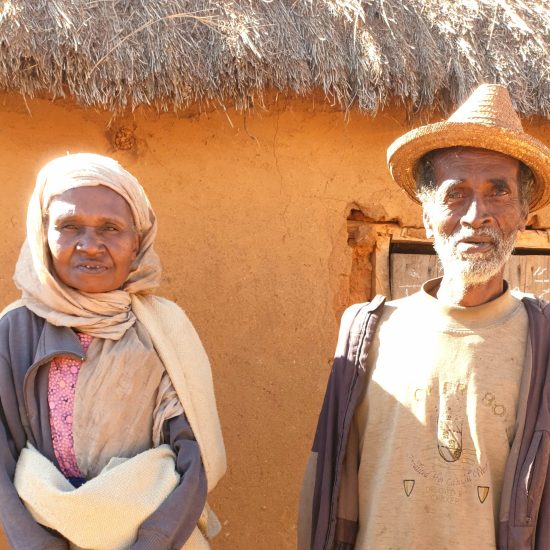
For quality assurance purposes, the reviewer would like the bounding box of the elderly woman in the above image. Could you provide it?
[0,154,226,549]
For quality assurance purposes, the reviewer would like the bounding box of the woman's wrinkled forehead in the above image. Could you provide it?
[37,153,153,233]
[47,185,137,228]
[45,181,135,226]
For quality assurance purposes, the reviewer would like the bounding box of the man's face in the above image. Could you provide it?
[47,185,139,293]
[422,147,528,285]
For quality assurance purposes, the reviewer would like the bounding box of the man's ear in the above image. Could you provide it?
[518,208,529,232]
[423,209,434,239]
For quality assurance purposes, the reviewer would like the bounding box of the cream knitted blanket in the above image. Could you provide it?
[12,295,225,549]
[15,444,179,550]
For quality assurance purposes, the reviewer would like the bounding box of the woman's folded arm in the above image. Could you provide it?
[131,413,207,550]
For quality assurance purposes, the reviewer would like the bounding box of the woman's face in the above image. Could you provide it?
[47,185,139,293]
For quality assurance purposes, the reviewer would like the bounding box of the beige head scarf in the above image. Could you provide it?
[14,153,161,340]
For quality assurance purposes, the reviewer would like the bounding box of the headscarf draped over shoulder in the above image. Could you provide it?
[14,153,161,340]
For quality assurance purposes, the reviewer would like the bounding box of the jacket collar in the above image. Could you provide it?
[33,322,86,366]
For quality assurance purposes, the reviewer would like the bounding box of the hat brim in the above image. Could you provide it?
[387,121,550,212]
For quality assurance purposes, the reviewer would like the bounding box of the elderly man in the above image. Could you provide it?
[299,84,550,550]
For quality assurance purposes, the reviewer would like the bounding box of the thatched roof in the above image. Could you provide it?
[0,1,549,116]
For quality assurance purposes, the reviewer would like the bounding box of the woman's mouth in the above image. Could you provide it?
[76,263,109,273]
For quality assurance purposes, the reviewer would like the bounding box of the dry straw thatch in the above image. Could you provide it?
[0,0,548,115]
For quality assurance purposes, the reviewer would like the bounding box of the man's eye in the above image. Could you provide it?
[59,224,78,231]
[446,191,464,200]
[102,225,119,232]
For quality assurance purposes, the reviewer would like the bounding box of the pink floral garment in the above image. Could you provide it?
[48,333,92,478]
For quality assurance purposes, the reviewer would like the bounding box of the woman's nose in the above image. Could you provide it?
[76,229,103,253]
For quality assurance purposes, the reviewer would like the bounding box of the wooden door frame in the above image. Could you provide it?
[363,224,550,300]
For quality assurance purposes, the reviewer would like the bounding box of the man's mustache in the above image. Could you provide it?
[447,226,502,245]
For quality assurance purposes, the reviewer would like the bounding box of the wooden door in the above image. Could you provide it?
[391,253,550,300]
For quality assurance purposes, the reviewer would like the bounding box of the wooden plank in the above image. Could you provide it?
[521,256,550,300]
[391,253,550,300]
[368,223,550,249]
[373,235,392,298]
[515,231,550,249]
[503,255,523,293]
[391,254,442,299]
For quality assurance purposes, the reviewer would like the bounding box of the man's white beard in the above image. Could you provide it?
[433,226,518,286]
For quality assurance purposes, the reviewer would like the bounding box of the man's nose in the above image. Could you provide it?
[76,228,103,253]
[460,196,492,229]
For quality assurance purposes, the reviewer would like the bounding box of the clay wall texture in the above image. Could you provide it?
[0,94,549,549]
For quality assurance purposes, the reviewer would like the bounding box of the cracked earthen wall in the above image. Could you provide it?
[0,94,549,549]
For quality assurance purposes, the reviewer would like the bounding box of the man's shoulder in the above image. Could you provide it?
[519,294,550,323]
[341,292,420,332]
[385,292,421,308]
[375,291,421,319]
[340,295,387,329]
[344,294,386,314]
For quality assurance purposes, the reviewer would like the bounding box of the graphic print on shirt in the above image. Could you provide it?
[403,379,507,506]
[403,479,415,497]
[478,486,490,503]
[437,416,462,462]
[437,382,466,462]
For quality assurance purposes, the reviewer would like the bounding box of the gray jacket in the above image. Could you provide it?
[298,295,550,550]
[0,304,207,550]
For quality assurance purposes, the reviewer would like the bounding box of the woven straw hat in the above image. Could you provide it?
[387,84,550,211]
